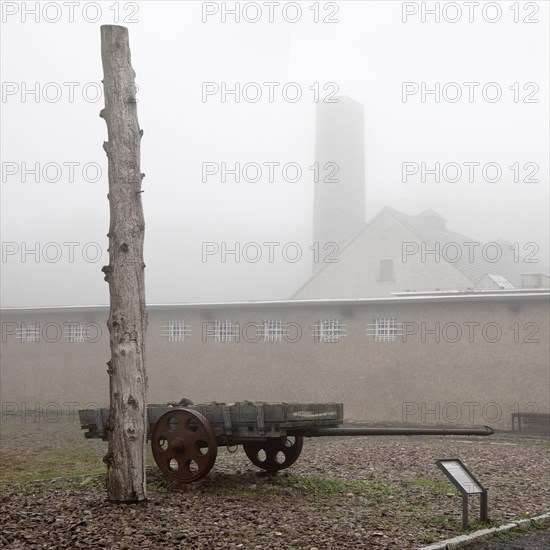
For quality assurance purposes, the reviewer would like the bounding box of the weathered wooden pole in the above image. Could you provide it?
[99,24,148,502]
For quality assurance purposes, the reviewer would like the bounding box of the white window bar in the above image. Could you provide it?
[366,318,403,342]
[215,320,238,343]
[261,319,286,342]
[64,323,87,343]
[311,319,346,343]
[161,320,191,342]
[17,323,40,343]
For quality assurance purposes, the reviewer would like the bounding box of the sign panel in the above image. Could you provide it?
[437,459,483,493]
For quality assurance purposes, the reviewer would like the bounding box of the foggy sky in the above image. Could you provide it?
[1,0,549,307]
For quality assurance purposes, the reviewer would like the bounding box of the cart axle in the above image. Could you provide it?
[293,426,494,437]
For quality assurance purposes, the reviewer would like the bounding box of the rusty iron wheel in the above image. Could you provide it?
[151,408,217,483]
[242,436,303,472]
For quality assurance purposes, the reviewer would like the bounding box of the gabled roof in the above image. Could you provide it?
[474,274,515,290]
[292,205,548,297]
[385,207,547,287]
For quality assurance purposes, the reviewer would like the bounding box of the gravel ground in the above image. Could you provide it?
[1,415,549,549]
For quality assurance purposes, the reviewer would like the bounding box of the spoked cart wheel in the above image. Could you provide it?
[151,408,218,483]
[242,435,303,473]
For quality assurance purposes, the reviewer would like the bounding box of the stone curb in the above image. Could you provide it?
[418,512,550,549]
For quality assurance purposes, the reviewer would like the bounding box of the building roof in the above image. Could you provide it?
[385,207,545,287]
[292,205,549,297]
[1,289,548,314]
[474,274,515,290]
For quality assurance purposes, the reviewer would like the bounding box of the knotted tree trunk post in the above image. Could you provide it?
[99,24,148,502]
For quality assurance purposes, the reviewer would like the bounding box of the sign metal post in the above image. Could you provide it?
[436,458,488,529]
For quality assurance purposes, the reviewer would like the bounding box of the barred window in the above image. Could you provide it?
[261,320,285,342]
[367,318,401,342]
[18,323,40,343]
[65,323,87,343]
[215,320,238,343]
[161,320,191,342]
[311,319,346,343]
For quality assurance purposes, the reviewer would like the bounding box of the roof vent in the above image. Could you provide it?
[474,274,514,291]
[521,273,550,289]
[416,209,447,230]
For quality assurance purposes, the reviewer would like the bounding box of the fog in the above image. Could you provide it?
[1,0,548,307]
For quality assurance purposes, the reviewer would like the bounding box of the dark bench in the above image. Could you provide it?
[511,412,550,435]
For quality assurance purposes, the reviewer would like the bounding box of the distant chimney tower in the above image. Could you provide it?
[313,97,365,272]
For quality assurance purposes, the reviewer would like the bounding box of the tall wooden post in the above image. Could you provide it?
[100,25,148,502]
